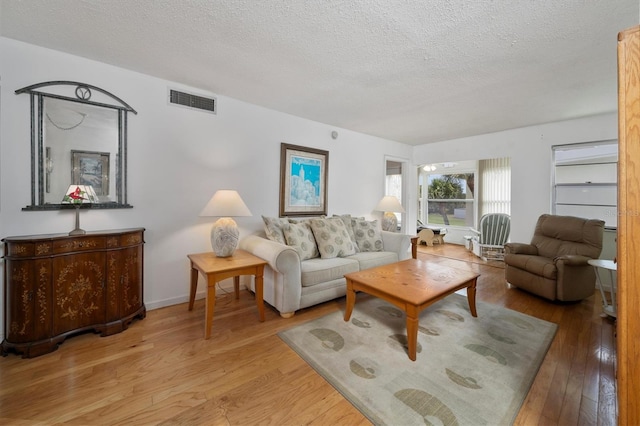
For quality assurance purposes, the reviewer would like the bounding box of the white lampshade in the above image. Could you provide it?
[199,190,252,217]
[200,190,252,257]
[61,185,98,235]
[374,196,405,213]
[374,195,404,232]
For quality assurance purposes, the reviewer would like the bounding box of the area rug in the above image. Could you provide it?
[278,294,557,425]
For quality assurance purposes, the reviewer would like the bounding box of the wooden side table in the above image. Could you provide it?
[187,250,267,339]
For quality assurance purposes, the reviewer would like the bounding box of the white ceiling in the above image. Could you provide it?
[1,0,638,145]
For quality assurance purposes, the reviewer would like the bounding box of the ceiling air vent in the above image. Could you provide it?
[168,89,217,114]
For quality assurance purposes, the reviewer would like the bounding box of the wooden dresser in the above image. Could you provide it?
[2,228,145,358]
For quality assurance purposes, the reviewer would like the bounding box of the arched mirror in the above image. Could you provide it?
[16,81,136,210]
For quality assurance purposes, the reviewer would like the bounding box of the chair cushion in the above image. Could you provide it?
[300,257,359,287]
[504,254,557,280]
[531,214,604,259]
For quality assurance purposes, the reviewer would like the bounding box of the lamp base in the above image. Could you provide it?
[68,206,86,236]
[381,212,398,232]
[211,217,239,257]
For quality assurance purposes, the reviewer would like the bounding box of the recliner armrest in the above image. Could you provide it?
[554,254,591,266]
[504,242,538,255]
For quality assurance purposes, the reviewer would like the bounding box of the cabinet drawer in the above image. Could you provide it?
[53,236,106,254]
[106,231,144,248]
[4,241,55,258]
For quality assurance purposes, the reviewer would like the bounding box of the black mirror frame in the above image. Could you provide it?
[15,81,137,210]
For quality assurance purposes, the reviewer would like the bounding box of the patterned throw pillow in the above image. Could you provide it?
[310,217,357,259]
[352,219,384,252]
[283,221,319,260]
[262,216,288,245]
[333,214,360,252]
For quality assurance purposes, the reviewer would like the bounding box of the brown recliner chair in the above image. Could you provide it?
[504,214,604,301]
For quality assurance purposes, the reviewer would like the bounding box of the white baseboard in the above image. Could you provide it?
[145,281,245,311]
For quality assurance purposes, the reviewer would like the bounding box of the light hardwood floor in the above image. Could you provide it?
[0,244,616,425]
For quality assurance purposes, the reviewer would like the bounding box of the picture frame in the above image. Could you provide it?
[71,150,110,196]
[279,143,329,216]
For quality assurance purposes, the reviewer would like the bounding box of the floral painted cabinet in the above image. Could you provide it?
[2,228,145,358]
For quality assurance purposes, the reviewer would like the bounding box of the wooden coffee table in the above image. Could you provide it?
[344,258,480,361]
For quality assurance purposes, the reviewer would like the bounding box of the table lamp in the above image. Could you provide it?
[61,185,99,235]
[374,195,405,232]
[199,190,252,257]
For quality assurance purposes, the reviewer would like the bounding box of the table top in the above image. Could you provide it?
[188,249,267,274]
[588,258,617,271]
[345,258,479,304]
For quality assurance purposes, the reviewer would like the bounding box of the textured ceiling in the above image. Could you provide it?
[1,0,638,145]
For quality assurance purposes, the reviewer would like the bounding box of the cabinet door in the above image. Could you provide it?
[4,258,52,343]
[119,245,144,318]
[52,252,106,335]
[5,259,35,343]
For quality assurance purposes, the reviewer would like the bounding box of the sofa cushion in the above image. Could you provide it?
[310,217,357,259]
[283,221,319,260]
[346,251,399,270]
[300,257,360,287]
[352,219,384,252]
[261,216,288,245]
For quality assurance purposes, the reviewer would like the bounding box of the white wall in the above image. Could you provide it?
[413,112,618,244]
[0,37,412,337]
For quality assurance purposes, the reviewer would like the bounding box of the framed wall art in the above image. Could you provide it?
[279,143,329,216]
[71,150,110,196]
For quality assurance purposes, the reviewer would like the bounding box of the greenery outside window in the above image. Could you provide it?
[422,170,475,227]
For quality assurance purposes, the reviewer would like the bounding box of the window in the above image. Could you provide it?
[553,141,617,228]
[418,158,511,231]
[421,169,475,227]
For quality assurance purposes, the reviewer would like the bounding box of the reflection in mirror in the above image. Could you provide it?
[44,98,119,204]
[16,81,136,210]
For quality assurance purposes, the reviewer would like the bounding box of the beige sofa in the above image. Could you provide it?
[240,216,412,317]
